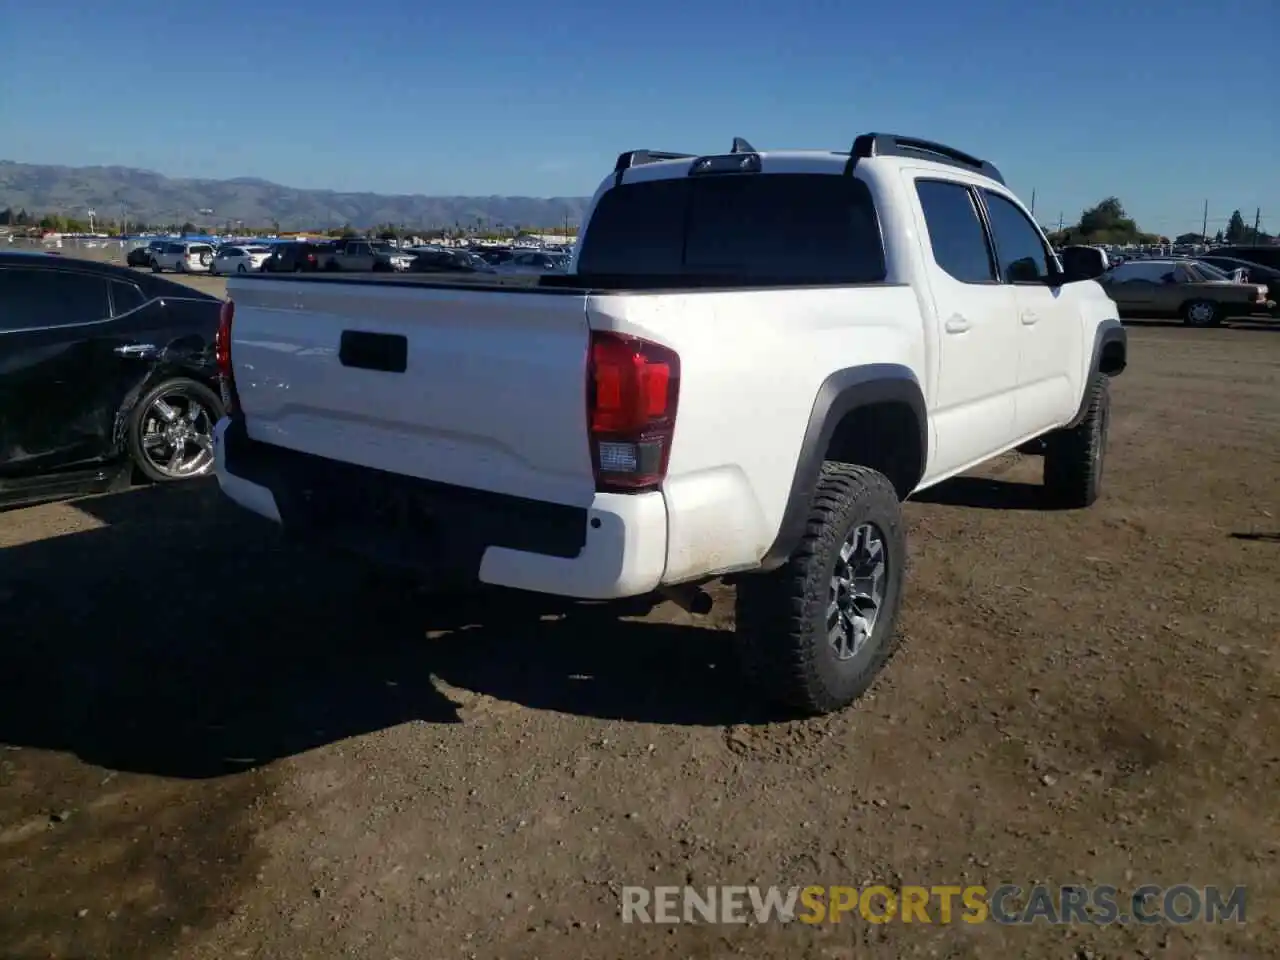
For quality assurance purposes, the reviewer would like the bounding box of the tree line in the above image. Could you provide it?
[1044,198,1271,247]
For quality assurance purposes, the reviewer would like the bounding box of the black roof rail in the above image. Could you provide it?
[730,137,756,154]
[613,149,697,186]
[842,132,1005,185]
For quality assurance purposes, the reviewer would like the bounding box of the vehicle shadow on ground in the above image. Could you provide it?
[1229,531,1280,543]
[913,475,1068,512]
[0,483,767,780]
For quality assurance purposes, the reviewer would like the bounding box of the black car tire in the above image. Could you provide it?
[1043,376,1110,508]
[1181,299,1221,327]
[126,378,224,484]
[150,260,161,273]
[735,463,906,716]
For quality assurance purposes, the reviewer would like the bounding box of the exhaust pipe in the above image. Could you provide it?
[659,583,714,615]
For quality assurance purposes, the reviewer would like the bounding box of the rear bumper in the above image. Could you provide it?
[212,417,667,599]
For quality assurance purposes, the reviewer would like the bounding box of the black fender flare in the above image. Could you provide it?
[759,364,928,570]
[1065,318,1126,428]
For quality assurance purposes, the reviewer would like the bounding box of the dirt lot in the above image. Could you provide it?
[1,322,1277,959]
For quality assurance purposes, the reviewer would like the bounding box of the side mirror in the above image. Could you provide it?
[1059,246,1107,282]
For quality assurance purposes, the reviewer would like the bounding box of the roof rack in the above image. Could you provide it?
[842,133,1005,185]
[613,149,697,186]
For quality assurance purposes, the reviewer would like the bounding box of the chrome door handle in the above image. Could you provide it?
[114,343,157,357]
[1020,312,1040,325]
[944,315,971,334]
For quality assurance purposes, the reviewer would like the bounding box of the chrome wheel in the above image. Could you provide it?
[139,390,215,478]
[828,522,887,661]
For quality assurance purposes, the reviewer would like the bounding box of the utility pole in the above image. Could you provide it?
[1057,212,1064,234]
[1252,207,1262,242]
[1030,189,1036,215]
[1202,200,1208,243]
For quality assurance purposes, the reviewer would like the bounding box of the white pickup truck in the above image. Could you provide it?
[213,133,1127,716]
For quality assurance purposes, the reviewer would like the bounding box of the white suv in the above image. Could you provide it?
[152,241,214,273]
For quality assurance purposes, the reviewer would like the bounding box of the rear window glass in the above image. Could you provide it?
[189,244,213,253]
[577,173,885,283]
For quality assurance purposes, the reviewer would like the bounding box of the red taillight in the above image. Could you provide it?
[215,299,239,414]
[587,331,679,493]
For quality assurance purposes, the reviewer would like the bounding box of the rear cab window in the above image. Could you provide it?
[577,173,886,284]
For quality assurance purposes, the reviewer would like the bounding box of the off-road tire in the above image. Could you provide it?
[1043,375,1110,508]
[735,463,906,716]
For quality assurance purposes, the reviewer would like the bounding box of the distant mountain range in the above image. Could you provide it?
[0,161,591,230]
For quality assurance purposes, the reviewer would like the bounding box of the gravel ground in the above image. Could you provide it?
[0,320,1277,960]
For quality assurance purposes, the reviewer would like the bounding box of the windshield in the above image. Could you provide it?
[244,245,270,254]
[577,173,886,282]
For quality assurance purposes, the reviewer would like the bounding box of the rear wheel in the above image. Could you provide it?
[150,259,161,273]
[1182,299,1220,327]
[127,378,223,482]
[735,463,906,716]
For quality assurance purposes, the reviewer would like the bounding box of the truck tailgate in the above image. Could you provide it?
[227,279,595,506]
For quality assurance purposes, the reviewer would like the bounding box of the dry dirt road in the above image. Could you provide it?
[1,321,1278,960]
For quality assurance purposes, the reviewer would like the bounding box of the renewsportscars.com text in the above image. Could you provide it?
[621,884,1247,926]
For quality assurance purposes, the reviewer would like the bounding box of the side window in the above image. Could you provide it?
[914,180,996,283]
[112,281,146,315]
[982,191,1055,283]
[0,268,111,331]
[1110,261,1166,283]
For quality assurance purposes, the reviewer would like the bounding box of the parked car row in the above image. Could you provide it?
[125,238,573,278]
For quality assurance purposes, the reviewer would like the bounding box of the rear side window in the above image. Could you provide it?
[915,180,996,283]
[112,280,146,314]
[578,173,886,283]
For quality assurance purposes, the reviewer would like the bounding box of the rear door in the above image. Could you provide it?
[1101,261,1164,312]
[908,176,1019,477]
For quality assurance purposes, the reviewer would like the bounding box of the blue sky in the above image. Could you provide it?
[1,0,1274,235]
